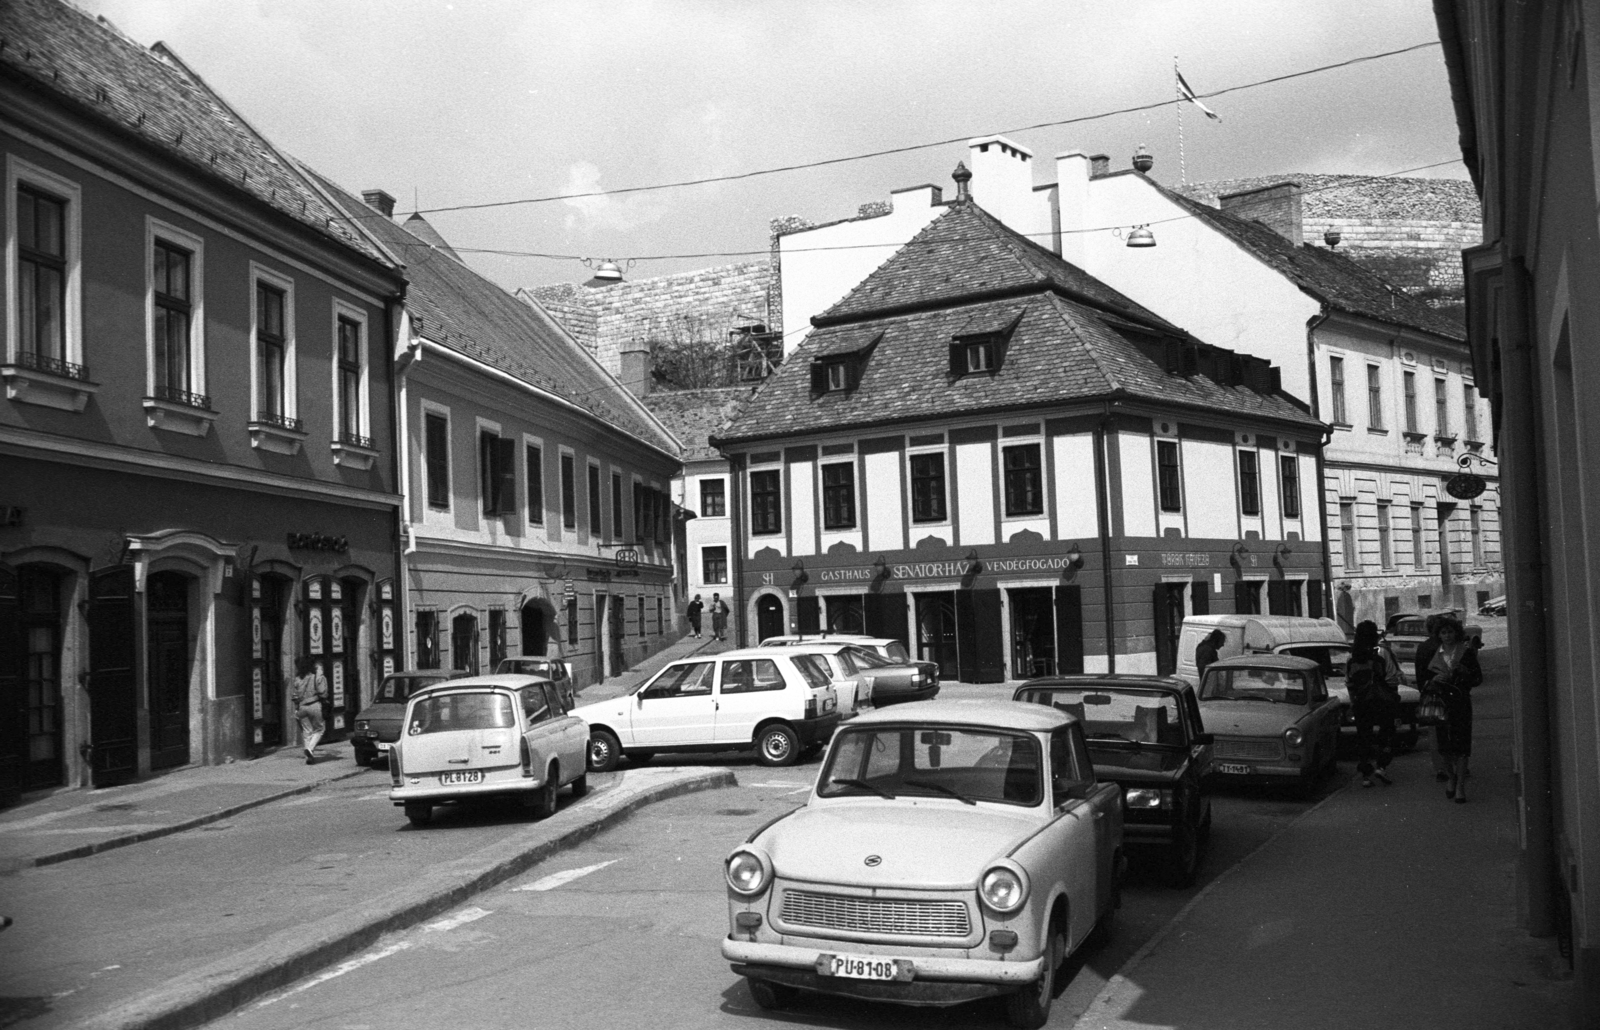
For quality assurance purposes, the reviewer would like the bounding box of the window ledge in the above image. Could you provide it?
[143,396,217,436]
[3,364,98,412]
[249,420,307,455]
[1330,421,1353,431]
[1367,426,1389,435]
[1402,430,1428,441]
[1434,434,1457,445]
[331,439,380,470]
[1464,439,1485,451]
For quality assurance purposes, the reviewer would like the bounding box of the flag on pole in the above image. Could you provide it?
[1176,68,1221,122]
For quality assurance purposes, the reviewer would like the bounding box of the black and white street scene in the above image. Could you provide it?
[1,1,1597,1027]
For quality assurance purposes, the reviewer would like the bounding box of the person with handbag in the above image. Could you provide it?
[291,656,329,764]
[1428,616,1483,803]
[1413,614,1453,782]
[1346,620,1403,788]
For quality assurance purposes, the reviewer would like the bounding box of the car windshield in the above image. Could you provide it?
[375,675,446,704]
[1200,668,1309,705]
[842,645,893,669]
[790,654,834,689]
[819,725,1042,806]
[1020,688,1184,747]
[407,691,515,734]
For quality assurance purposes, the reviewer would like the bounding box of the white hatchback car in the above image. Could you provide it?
[388,675,589,827]
[572,648,840,771]
[729,642,879,716]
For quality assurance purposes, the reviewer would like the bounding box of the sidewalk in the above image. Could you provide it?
[1073,644,1574,1030]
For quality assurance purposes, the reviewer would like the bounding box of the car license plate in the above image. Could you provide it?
[438,770,483,786]
[376,742,391,752]
[816,953,913,981]
[1216,763,1251,775]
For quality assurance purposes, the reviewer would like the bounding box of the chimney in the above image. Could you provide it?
[1219,182,1304,247]
[966,134,1034,227]
[619,339,651,398]
[361,189,396,219]
[1088,154,1110,177]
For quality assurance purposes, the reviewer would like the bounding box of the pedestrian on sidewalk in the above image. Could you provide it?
[1335,582,1357,638]
[291,657,329,764]
[1414,614,1452,783]
[1428,616,1482,803]
[1195,629,1226,681]
[1347,619,1402,788]
[710,593,729,641]
[686,595,704,639]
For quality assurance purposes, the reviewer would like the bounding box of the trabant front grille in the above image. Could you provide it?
[779,889,971,937]
[1214,737,1284,761]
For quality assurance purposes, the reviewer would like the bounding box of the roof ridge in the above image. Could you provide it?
[1046,294,1121,394]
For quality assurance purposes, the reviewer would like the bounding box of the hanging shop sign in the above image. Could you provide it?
[1445,473,1487,500]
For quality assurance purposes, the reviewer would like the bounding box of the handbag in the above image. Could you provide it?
[1417,693,1447,725]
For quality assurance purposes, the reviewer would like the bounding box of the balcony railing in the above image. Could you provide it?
[255,411,303,432]
[151,385,213,410]
[10,349,88,381]
[339,431,375,450]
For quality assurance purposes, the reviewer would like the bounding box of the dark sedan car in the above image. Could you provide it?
[350,669,463,766]
[1013,675,1213,886]
[759,635,939,705]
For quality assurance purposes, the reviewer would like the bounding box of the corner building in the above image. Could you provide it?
[714,190,1327,681]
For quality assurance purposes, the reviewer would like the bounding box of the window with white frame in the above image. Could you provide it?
[147,219,205,407]
[332,302,369,447]
[7,158,86,394]
[250,264,297,430]
[910,450,948,523]
[423,404,451,511]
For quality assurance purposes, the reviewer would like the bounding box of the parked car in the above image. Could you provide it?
[1478,595,1507,617]
[1197,654,1341,796]
[573,648,840,772]
[387,674,588,827]
[1012,675,1213,886]
[721,699,1123,1028]
[1271,639,1422,750]
[729,642,874,715]
[494,656,575,708]
[350,669,463,766]
[759,634,940,704]
[1384,609,1484,666]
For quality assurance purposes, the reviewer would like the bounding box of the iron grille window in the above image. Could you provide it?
[425,414,450,509]
[1367,365,1384,429]
[822,462,856,529]
[256,283,289,419]
[910,452,947,522]
[1002,443,1043,516]
[561,454,576,529]
[702,546,728,584]
[338,316,363,438]
[750,469,782,535]
[480,432,516,516]
[17,185,67,363]
[1157,441,1182,513]
[526,444,543,524]
[588,464,602,535]
[1435,378,1450,436]
[1341,502,1359,571]
[153,240,193,398]
[700,478,726,517]
[1403,371,1418,432]
[1238,450,1261,516]
[1279,453,1300,519]
[1329,356,1347,424]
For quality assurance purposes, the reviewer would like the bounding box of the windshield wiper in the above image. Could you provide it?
[831,777,895,800]
[902,779,977,805]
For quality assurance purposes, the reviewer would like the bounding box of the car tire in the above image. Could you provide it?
[626,750,655,766]
[354,749,374,767]
[755,724,800,767]
[1164,817,1200,888]
[530,770,558,820]
[746,978,799,1011]
[1004,915,1063,1029]
[569,771,588,798]
[404,802,432,827]
[588,729,621,773]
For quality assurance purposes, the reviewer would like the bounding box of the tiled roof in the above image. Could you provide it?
[717,202,1320,446]
[1180,174,1480,223]
[1155,184,1467,341]
[816,201,1179,331]
[401,213,463,262]
[0,0,386,264]
[643,387,753,462]
[313,173,680,458]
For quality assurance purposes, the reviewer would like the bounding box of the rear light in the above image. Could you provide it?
[521,736,534,777]
[805,695,817,719]
[389,747,402,785]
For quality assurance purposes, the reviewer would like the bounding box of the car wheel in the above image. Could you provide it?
[588,729,621,773]
[1164,817,1200,888]
[746,978,799,1011]
[404,802,432,827]
[1004,915,1063,1029]
[755,724,800,767]
[569,771,588,798]
[530,770,558,820]
[353,749,374,767]
[626,750,655,765]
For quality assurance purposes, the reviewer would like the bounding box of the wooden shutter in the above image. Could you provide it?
[797,596,821,635]
[1154,586,1175,675]
[1191,578,1211,615]
[810,362,829,395]
[87,565,139,786]
[479,432,494,516]
[1307,579,1325,619]
[1054,584,1084,674]
[1266,579,1289,615]
[863,592,908,648]
[495,438,516,514]
[969,588,1006,683]
[955,590,981,684]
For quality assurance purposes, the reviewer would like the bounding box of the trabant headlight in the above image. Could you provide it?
[979,863,1029,914]
[1284,726,1305,748]
[1124,787,1170,809]
[355,720,371,733]
[726,848,772,896]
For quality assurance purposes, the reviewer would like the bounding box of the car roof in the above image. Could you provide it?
[1389,608,1465,624]
[760,634,893,646]
[678,646,805,660]
[1015,674,1192,696]
[410,673,554,697]
[382,669,463,679]
[844,698,1070,732]
[1207,654,1321,671]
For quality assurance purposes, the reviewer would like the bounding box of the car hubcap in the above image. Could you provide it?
[764,734,789,760]
[590,740,610,764]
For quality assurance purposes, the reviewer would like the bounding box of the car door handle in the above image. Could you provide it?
[447,758,469,764]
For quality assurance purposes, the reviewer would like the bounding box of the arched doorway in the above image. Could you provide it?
[451,612,479,674]
[146,571,191,769]
[756,594,785,643]
[520,601,547,656]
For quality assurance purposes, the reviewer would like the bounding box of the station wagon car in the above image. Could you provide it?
[759,634,939,705]
[721,700,1122,1028]
[722,643,875,716]
[388,675,589,827]
[350,669,462,767]
[1197,654,1340,796]
[1013,676,1213,886]
[573,649,840,771]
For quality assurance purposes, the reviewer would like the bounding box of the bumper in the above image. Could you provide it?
[874,685,940,706]
[723,938,1041,999]
[389,768,539,803]
[1207,763,1308,785]
[794,713,841,746]
[1122,821,1176,846]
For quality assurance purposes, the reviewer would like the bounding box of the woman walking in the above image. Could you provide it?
[1426,616,1482,803]
[291,656,329,764]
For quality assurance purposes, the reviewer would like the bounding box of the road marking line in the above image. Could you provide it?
[512,859,618,892]
[257,942,413,1006]
[424,906,492,931]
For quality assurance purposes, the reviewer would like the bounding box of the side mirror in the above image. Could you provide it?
[636,692,645,707]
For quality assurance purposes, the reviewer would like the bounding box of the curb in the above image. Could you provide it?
[3,766,370,875]
[78,766,737,1030]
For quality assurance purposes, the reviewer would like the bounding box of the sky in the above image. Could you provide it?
[74,0,1464,294]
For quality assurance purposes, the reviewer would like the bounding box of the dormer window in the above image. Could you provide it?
[807,327,882,397]
[826,360,849,391]
[965,338,996,373]
[812,356,858,394]
[949,307,1021,379]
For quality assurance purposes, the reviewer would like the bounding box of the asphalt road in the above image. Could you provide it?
[199,754,1353,1030]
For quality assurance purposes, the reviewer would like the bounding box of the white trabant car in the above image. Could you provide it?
[388,675,589,827]
[721,700,1123,1028]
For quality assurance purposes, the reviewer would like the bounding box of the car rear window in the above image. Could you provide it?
[843,645,893,669]
[820,726,1042,806]
[1200,669,1309,705]
[1024,688,1184,746]
[407,692,515,734]
[1392,619,1426,637]
[879,641,911,662]
[375,675,445,704]
[789,653,834,689]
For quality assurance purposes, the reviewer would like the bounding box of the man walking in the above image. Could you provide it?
[291,657,329,764]
[1195,629,1226,681]
[710,593,729,641]
[1335,582,1357,638]
[686,595,704,639]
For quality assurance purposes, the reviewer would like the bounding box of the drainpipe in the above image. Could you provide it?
[394,308,421,666]
[1306,305,1336,617]
[1094,403,1117,672]
[728,452,749,648]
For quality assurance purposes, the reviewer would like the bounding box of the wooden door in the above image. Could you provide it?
[146,571,190,770]
[87,566,138,786]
